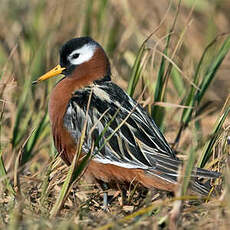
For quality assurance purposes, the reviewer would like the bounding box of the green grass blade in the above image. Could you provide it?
[152,0,182,128]
[83,0,93,36]
[96,0,108,34]
[198,105,230,168]
[181,37,218,126]
[12,100,27,148]
[154,35,170,103]
[175,35,230,146]
[21,109,49,165]
[12,74,32,147]
[71,149,92,184]
[50,153,78,218]
[49,141,92,218]
[181,147,196,196]
[181,35,230,127]
[39,159,54,207]
[105,19,120,56]
[0,152,16,196]
[127,43,146,97]
[196,36,230,104]
[151,33,171,128]
[50,90,94,217]
[171,66,185,97]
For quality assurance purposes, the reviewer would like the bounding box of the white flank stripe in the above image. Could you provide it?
[93,157,149,169]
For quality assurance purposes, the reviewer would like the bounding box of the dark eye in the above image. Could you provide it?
[72,53,80,59]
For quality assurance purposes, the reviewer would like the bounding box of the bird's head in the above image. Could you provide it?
[33,37,111,84]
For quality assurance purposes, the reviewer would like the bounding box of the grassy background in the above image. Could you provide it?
[0,0,230,229]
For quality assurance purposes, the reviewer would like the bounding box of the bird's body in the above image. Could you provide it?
[51,80,177,191]
[35,37,220,196]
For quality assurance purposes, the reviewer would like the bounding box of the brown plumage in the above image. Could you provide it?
[86,161,176,191]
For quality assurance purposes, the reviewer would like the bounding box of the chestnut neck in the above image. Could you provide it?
[49,46,111,127]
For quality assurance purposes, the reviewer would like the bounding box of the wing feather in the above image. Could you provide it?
[63,82,220,185]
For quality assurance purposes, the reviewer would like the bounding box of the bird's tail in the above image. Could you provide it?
[145,153,221,195]
[189,180,212,196]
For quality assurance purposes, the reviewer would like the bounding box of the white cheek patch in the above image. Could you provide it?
[68,44,96,65]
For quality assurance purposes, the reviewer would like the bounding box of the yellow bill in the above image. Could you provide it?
[32,64,66,85]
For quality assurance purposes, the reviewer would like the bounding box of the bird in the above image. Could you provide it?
[33,37,220,204]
